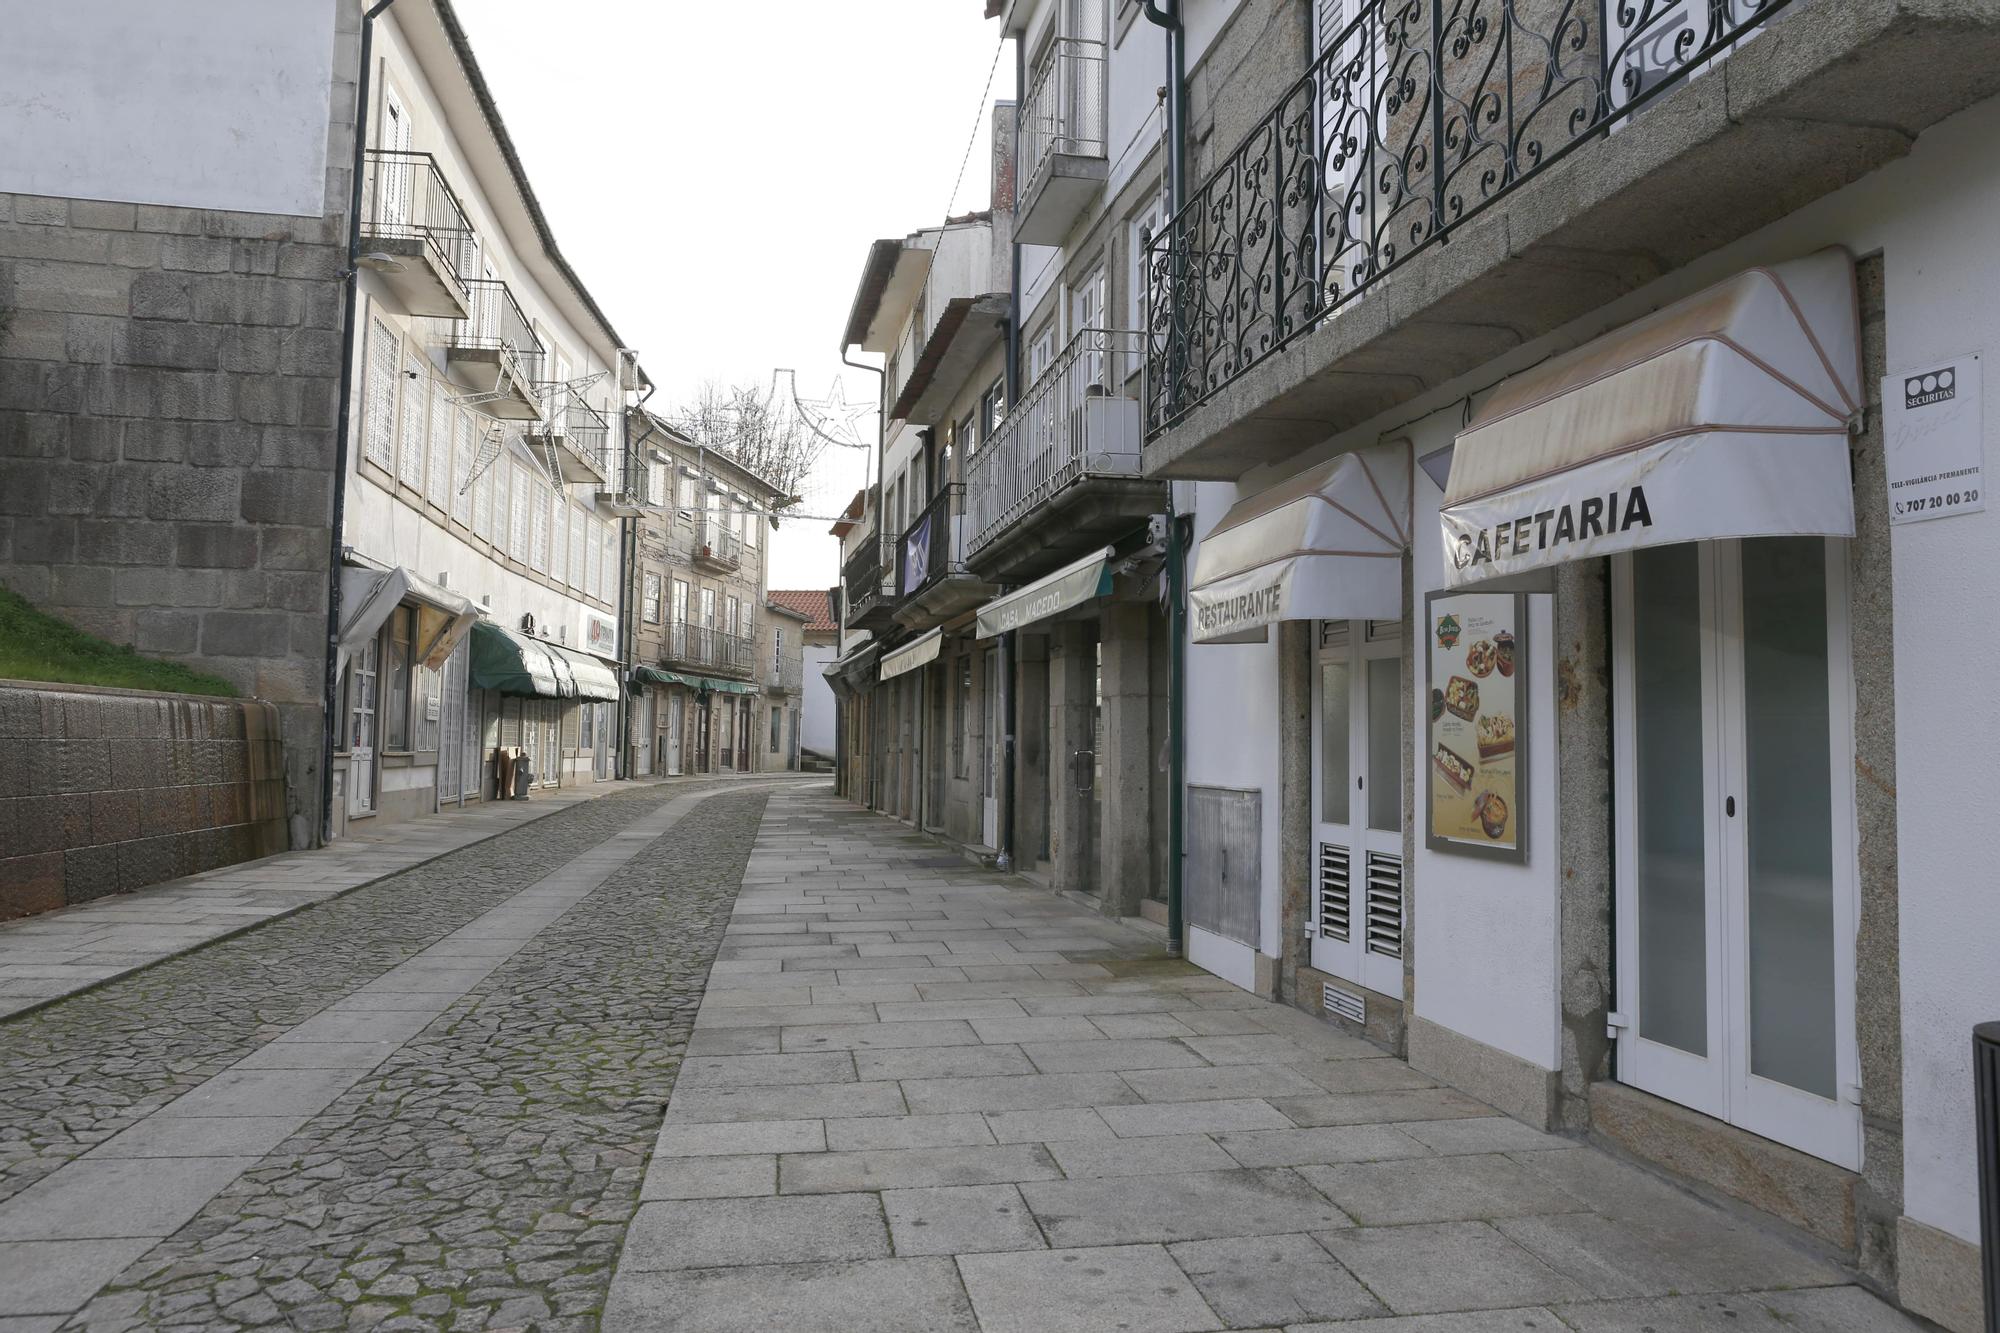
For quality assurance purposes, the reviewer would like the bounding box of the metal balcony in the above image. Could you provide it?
[842,532,899,632]
[1137,0,2000,477]
[893,483,996,629]
[598,433,664,517]
[965,329,1159,583]
[692,514,743,572]
[446,279,545,421]
[1016,36,1107,246]
[526,398,609,485]
[660,620,755,677]
[358,149,473,319]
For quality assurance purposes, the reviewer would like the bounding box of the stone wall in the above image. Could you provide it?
[0,681,290,921]
[0,2,360,849]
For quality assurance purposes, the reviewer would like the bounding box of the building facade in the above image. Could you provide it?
[626,412,787,778]
[769,589,839,765]
[0,0,657,852]
[823,1,2000,1327]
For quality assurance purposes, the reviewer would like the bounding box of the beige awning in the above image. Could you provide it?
[974,547,1114,639]
[337,565,479,672]
[1190,442,1410,644]
[879,628,944,681]
[1440,248,1861,585]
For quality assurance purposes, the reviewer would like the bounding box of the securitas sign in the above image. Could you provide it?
[1904,366,1958,409]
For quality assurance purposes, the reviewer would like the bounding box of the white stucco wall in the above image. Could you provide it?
[0,0,338,217]
[802,641,838,755]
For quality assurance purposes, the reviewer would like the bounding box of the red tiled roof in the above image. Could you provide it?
[768,589,835,632]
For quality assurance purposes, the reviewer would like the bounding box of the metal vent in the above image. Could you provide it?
[1317,841,1351,942]
[1187,786,1261,948]
[1364,619,1403,643]
[1318,620,1351,649]
[1323,981,1365,1024]
[1364,852,1404,959]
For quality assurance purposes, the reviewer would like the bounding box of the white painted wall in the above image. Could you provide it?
[802,640,838,755]
[0,0,338,217]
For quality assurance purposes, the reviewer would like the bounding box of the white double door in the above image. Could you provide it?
[1612,538,1860,1169]
[1310,619,1404,997]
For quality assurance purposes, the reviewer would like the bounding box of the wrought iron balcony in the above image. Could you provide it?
[1016,36,1108,246]
[358,149,474,319]
[527,398,609,485]
[447,279,545,420]
[965,328,1156,582]
[693,513,743,572]
[1144,0,1799,439]
[893,483,995,628]
[842,530,899,631]
[661,620,755,676]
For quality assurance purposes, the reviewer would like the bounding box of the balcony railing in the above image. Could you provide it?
[662,621,755,674]
[967,329,1142,555]
[1020,36,1107,202]
[359,149,475,284]
[450,278,545,388]
[694,514,743,570]
[897,484,968,598]
[1143,0,1796,435]
[842,530,894,623]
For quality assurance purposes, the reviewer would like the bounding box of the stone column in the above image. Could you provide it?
[1277,619,1313,1006]
[1047,622,1093,896]
[1014,634,1050,873]
[1098,604,1153,919]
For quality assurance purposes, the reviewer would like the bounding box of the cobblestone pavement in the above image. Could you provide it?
[0,778,794,1330]
[600,786,1919,1333]
[0,782,734,1211]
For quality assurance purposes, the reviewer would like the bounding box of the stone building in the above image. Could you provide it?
[768,588,839,765]
[0,0,651,850]
[626,410,787,777]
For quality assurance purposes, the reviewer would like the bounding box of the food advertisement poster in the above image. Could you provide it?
[1425,590,1526,863]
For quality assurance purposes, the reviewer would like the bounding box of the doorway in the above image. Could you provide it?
[982,646,1001,848]
[664,692,684,775]
[1309,619,1405,996]
[1612,538,1859,1168]
[346,638,378,819]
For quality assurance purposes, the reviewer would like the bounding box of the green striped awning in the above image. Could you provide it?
[471,622,621,700]
[631,665,758,695]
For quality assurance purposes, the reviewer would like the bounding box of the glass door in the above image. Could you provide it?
[346,640,378,818]
[665,693,683,775]
[982,646,1001,847]
[1613,538,1860,1168]
[1310,619,1404,996]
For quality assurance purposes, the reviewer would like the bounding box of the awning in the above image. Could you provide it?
[1440,248,1860,586]
[823,642,881,695]
[336,565,479,671]
[1189,442,1410,644]
[469,623,620,701]
[631,666,757,696]
[880,628,943,681]
[974,547,1113,639]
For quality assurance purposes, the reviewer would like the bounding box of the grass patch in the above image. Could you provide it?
[0,585,237,696]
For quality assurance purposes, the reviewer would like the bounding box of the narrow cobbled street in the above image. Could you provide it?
[2,781,1921,1331]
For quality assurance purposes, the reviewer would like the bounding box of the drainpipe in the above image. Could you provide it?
[1142,0,1187,954]
[996,41,1026,874]
[321,0,404,846]
[620,386,660,780]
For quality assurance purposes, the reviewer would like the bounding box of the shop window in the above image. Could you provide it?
[383,607,412,752]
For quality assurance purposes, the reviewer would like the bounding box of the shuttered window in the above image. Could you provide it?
[427,378,452,507]
[601,523,618,606]
[398,349,428,492]
[472,444,493,540]
[530,480,551,573]
[362,316,398,471]
[509,463,530,558]
[551,500,568,586]
[451,410,475,526]
[569,504,587,591]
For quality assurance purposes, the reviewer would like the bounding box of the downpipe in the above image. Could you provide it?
[998,40,1026,874]
[1142,0,1188,957]
[321,0,403,846]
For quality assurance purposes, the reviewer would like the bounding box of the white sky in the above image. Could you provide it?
[455,1,1011,593]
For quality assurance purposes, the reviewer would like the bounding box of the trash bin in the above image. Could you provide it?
[1976,1021,1999,1332]
[513,752,534,799]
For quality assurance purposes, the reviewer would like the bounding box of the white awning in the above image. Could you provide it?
[336,565,479,672]
[974,547,1113,639]
[1440,248,1860,586]
[879,628,943,681]
[1190,442,1410,644]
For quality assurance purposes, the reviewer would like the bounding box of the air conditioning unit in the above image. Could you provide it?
[617,348,643,392]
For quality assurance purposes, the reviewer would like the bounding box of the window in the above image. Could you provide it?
[427,375,451,508]
[383,607,412,752]
[643,572,661,623]
[1129,198,1165,336]
[530,480,551,573]
[584,516,601,600]
[415,660,440,752]
[551,498,568,585]
[699,587,716,626]
[981,377,1006,442]
[743,506,759,550]
[510,463,530,558]
[649,459,667,508]
[399,347,428,492]
[569,502,587,590]
[773,627,785,673]
[363,316,398,471]
[473,446,493,540]
[954,411,975,467]
[726,595,740,637]
[678,471,696,512]
[601,523,618,606]
[672,579,689,627]
[451,409,474,527]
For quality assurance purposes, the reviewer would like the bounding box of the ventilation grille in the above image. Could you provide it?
[1365,618,1403,643]
[1323,981,1365,1024]
[1364,852,1404,959]
[1317,841,1351,942]
[1318,620,1351,650]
